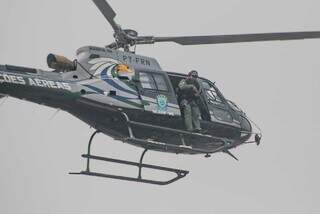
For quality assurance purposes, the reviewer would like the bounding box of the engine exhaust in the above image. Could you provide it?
[47,54,76,71]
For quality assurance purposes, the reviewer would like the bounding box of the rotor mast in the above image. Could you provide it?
[92,0,320,52]
[92,0,139,51]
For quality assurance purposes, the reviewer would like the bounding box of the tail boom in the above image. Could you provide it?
[0,64,77,109]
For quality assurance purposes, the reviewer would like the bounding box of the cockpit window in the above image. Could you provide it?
[153,74,168,91]
[139,72,169,91]
[139,72,157,90]
[201,80,223,104]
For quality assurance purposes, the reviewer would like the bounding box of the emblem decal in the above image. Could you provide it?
[88,58,134,80]
[156,94,168,113]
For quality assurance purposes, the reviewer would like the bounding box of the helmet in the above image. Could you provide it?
[188,70,198,78]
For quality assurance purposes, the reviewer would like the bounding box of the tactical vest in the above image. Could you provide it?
[179,78,200,102]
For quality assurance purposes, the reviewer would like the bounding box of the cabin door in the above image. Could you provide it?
[136,71,180,116]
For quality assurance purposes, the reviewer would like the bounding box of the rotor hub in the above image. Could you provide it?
[111,29,139,51]
[123,29,138,40]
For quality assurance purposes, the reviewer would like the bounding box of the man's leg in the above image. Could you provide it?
[191,103,201,130]
[183,103,193,131]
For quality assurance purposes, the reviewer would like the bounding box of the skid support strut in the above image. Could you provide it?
[138,149,148,179]
[70,130,189,185]
[86,130,100,172]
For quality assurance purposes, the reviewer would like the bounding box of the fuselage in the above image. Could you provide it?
[0,46,255,154]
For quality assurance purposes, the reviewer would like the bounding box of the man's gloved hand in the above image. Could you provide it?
[193,86,200,97]
[192,86,198,92]
[180,99,188,108]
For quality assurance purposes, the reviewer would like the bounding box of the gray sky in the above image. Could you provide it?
[0,0,319,213]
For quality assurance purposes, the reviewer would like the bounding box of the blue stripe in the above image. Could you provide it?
[100,64,115,79]
[83,85,105,94]
[82,85,142,108]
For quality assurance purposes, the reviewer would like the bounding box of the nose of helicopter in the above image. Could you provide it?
[240,115,251,132]
[240,115,262,145]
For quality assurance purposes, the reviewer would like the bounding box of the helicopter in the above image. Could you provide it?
[1,0,320,185]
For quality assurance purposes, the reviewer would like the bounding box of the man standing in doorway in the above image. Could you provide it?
[178,70,202,132]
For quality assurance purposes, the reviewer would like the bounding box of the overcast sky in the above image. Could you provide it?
[0,0,319,214]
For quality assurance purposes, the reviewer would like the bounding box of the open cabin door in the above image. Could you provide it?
[135,70,180,116]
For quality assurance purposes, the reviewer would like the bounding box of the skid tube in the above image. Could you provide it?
[70,130,189,185]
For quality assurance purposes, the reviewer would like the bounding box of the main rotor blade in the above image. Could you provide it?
[92,0,121,32]
[153,31,320,45]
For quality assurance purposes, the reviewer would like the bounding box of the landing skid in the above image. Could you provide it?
[70,131,189,185]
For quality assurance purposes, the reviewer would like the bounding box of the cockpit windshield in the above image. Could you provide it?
[200,79,243,112]
[227,100,243,112]
[200,80,223,104]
